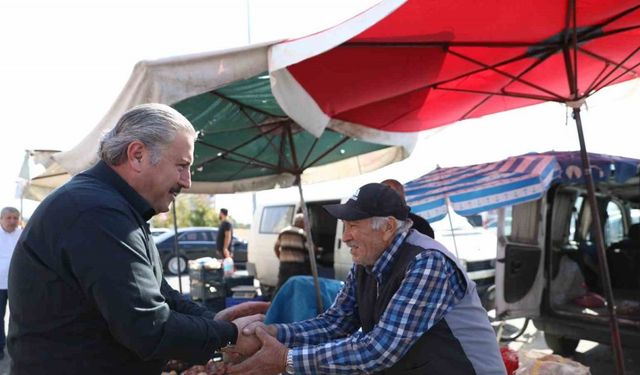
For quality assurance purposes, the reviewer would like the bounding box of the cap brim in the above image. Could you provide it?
[323,203,372,221]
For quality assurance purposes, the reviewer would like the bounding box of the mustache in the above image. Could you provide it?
[345,240,358,248]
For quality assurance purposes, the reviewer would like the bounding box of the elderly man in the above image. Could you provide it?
[228,183,505,375]
[0,207,21,360]
[8,104,266,374]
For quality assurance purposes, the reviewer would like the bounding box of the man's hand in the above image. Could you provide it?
[226,327,288,375]
[214,301,270,322]
[223,314,265,363]
[242,321,277,337]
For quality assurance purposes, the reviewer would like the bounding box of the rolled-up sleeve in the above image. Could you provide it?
[62,207,235,363]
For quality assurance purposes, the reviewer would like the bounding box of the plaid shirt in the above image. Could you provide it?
[274,230,467,374]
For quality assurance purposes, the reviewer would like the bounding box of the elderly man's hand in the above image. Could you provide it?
[242,321,277,337]
[226,327,288,375]
[222,314,265,363]
[214,301,270,322]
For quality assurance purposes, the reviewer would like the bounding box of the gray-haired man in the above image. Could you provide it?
[227,183,505,375]
[8,104,267,374]
[0,207,20,360]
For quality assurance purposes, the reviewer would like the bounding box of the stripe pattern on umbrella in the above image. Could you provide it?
[405,154,560,221]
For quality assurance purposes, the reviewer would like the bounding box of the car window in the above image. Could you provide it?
[180,231,206,241]
[605,201,625,245]
[569,195,584,242]
[203,230,214,242]
[260,205,295,234]
[631,208,640,224]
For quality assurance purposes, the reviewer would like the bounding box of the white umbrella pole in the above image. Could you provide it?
[296,179,324,314]
[444,198,460,259]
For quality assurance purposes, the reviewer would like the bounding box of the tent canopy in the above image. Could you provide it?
[269,0,640,139]
[405,151,640,221]
[176,73,407,194]
[52,42,414,195]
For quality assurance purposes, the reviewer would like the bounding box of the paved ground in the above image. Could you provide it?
[502,318,640,374]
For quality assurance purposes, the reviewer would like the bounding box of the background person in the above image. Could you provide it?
[273,213,311,292]
[218,208,233,259]
[228,183,505,375]
[0,207,21,360]
[7,104,266,374]
[381,178,435,238]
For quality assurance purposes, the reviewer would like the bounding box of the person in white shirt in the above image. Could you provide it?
[0,207,21,360]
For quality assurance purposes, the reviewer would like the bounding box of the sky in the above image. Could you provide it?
[0,0,380,221]
[2,0,640,225]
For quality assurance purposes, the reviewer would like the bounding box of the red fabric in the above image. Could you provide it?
[573,292,606,308]
[286,0,640,132]
[500,346,519,375]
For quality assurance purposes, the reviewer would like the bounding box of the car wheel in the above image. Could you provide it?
[544,332,579,355]
[165,256,188,275]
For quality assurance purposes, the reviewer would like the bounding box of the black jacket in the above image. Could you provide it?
[8,161,236,374]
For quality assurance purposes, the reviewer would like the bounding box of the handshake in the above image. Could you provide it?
[217,303,288,375]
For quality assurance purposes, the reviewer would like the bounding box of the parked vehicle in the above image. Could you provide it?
[430,213,497,309]
[150,227,171,237]
[155,227,248,275]
[248,192,497,305]
[495,171,640,354]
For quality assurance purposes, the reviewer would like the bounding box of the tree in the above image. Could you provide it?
[150,194,219,228]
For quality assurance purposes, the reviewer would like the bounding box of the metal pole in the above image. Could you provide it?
[444,197,460,258]
[296,178,324,314]
[172,199,183,294]
[573,107,625,375]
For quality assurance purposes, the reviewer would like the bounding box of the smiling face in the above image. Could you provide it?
[138,130,194,213]
[342,217,396,266]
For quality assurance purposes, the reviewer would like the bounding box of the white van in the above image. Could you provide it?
[495,173,640,354]
[248,191,498,306]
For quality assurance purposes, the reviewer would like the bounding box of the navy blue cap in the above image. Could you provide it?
[323,183,409,221]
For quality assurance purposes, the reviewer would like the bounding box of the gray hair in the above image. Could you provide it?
[1,207,19,218]
[99,103,196,166]
[370,216,412,235]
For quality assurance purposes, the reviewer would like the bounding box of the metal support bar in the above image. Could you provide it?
[172,200,183,294]
[573,107,625,375]
[295,178,324,314]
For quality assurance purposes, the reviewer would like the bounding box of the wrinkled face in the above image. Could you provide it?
[139,130,194,213]
[0,212,20,233]
[342,218,392,266]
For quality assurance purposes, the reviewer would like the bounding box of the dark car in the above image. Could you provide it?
[154,226,248,275]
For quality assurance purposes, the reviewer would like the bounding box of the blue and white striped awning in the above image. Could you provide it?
[405,152,640,222]
[405,154,559,222]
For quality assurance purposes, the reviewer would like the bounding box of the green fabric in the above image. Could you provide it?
[173,73,387,183]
